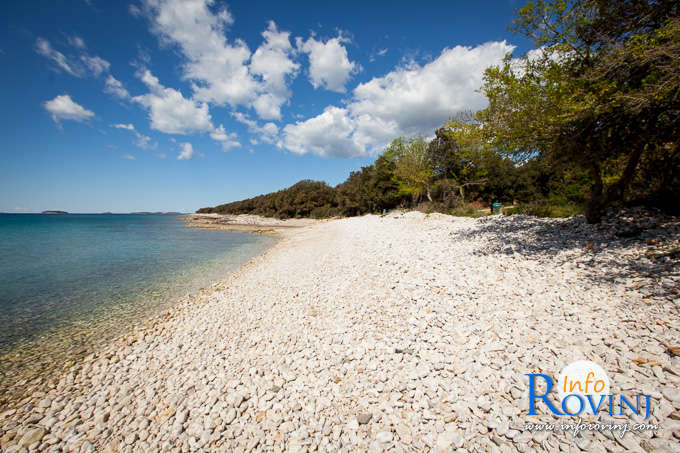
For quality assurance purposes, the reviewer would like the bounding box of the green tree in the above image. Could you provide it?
[385,136,435,203]
[480,0,680,222]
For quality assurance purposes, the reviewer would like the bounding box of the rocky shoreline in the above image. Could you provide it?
[1,210,678,452]
[183,214,320,235]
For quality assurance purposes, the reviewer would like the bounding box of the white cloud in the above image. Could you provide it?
[140,0,257,107]
[177,142,195,160]
[81,55,110,77]
[281,106,362,158]
[281,41,513,157]
[210,124,241,151]
[68,35,86,49]
[132,69,213,134]
[112,123,135,130]
[104,75,131,100]
[122,154,136,160]
[297,34,358,92]
[110,122,156,150]
[35,38,80,76]
[35,37,112,79]
[232,111,278,144]
[43,94,95,124]
[249,21,299,119]
[370,48,388,62]
[139,0,298,120]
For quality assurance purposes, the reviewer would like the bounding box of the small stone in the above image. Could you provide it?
[124,433,137,445]
[376,431,393,443]
[94,411,110,424]
[662,388,680,404]
[357,413,372,424]
[223,408,236,425]
[347,418,359,431]
[436,429,463,452]
[18,427,47,448]
[80,440,95,453]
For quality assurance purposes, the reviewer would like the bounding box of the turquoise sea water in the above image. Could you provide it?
[0,214,275,398]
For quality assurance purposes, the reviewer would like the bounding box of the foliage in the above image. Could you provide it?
[199,1,678,222]
[384,137,434,202]
[197,180,337,219]
[480,0,680,222]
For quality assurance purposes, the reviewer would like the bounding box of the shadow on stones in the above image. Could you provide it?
[449,208,679,296]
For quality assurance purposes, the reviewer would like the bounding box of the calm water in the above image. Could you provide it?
[0,214,275,401]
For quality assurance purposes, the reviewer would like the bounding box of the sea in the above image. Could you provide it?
[0,213,275,404]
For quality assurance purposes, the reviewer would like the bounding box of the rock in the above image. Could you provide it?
[662,388,680,404]
[223,408,237,425]
[124,433,137,445]
[80,440,95,453]
[17,427,46,448]
[436,429,463,452]
[357,413,372,425]
[376,431,393,443]
[94,411,109,425]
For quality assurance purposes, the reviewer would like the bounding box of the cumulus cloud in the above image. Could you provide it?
[132,69,213,134]
[297,34,358,92]
[43,94,95,124]
[210,124,241,151]
[122,154,136,160]
[140,0,256,107]
[111,123,156,150]
[282,41,514,157]
[139,0,298,120]
[281,106,362,157]
[177,142,195,160]
[249,21,299,119]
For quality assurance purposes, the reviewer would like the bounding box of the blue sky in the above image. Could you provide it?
[1,0,531,213]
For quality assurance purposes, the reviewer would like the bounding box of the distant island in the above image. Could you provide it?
[41,211,68,214]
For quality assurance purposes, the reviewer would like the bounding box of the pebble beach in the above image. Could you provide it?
[1,210,679,452]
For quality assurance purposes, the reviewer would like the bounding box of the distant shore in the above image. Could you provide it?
[1,210,678,451]
[184,213,322,235]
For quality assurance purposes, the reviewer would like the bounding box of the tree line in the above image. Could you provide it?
[199,0,679,223]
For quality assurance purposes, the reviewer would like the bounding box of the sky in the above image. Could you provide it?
[0,0,532,213]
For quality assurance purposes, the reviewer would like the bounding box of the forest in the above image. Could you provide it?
[199,0,679,223]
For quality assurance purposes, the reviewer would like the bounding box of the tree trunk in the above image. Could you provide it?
[584,146,645,224]
[425,184,433,202]
[585,162,605,223]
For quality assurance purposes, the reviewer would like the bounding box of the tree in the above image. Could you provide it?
[480,0,680,222]
[385,136,435,203]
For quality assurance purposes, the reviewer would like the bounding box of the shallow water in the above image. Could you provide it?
[0,213,275,404]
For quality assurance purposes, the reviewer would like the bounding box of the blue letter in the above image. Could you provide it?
[562,394,584,416]
[620,395,640,417]
[525,374,563,415]
[643,394,651,420]
[585,394,607,414]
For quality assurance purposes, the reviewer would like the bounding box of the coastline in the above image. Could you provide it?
[0,219,279,416]
[1,211,678,451]
[183,213,322,235]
